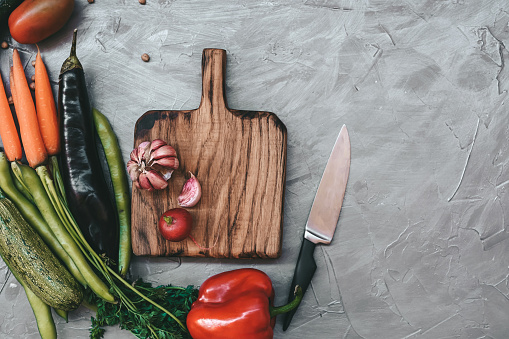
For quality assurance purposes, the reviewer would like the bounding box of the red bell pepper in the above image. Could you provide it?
[186,268,303,339]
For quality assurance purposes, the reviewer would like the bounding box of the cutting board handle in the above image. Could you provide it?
[199,49,228,111]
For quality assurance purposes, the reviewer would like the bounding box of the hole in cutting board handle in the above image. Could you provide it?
[199,48,228,111]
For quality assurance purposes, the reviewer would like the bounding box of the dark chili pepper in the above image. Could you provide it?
[58,29,119,264]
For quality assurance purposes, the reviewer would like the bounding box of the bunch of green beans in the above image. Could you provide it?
[0,153,85,286]
[12,161,115,302]
[34,164,186,332]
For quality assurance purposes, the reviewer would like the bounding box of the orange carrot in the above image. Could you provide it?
[0,71,22,161]
[11,49,47,168]
[35,46,60,156]
[9,68,17,107]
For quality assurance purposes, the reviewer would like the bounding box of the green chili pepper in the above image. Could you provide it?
[92,108,132,277]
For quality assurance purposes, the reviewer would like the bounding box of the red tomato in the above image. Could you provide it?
[158,208,193,242]
[8,0,74,44]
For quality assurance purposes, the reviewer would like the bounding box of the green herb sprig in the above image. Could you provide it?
[86,279,198,339]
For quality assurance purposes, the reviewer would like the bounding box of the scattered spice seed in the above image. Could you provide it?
[7,96,13,105]
[1,42,8,49]
[31,60,36,67]
[139,0,146,4]
[29,82,35,90]
[88,0,94,3]
[141,53,150,62]
[31,75,35,82]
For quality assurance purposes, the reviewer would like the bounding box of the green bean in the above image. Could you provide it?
[25,286,58,339]
[49,156,67,205]
[92,108,132,277]
[11,167,34,203]
[54,308,68,322]
[13,162,115,303]
[4,253,57,339]
[0,154,86,286]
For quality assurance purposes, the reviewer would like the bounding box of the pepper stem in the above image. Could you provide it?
[269,285,303,317]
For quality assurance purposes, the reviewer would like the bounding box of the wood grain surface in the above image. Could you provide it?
[131,49,287,258]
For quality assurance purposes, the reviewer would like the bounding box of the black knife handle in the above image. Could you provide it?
[282,238,317,331]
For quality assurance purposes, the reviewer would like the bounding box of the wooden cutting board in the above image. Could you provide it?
[131,49,287,258]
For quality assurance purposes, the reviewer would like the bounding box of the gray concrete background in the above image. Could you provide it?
[1,0,509,338]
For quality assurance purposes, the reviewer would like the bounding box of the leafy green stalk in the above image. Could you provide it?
[49,156,67,205]
[28,164,194,338]
[86,280,197,339]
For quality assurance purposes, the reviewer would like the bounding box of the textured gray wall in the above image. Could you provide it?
[1,0,509,338]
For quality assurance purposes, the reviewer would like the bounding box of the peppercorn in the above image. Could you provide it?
[7,97,13,105]
[1,42,8,49]
[31,75,35,82]
[88,0,94,3]
[29,82,35,90]
[141,53,150,62]
[139,0,146,4]
[31,60,36,67]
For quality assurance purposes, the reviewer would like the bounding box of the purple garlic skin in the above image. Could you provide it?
[178,172,202,207]
[127,139,179,191]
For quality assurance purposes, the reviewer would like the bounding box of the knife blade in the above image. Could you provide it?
[282,124,350,331]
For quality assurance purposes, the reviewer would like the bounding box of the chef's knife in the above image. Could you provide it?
[282,124,350,331]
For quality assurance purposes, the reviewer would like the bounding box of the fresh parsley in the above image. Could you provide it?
[86,278,198,339]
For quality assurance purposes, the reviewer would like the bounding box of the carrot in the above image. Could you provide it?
[35,46,59,156]
[9,68,18,108]
[11,49,47,168]
[0,71,22,161]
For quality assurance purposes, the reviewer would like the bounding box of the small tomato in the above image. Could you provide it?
[158,208,192,242]
[8,0,75,44]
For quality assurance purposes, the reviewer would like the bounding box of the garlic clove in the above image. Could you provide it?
[149,139,167,152]
[130,148,140,162]
[150,164,174,181]
[150,145,177,160]
[127,160,140,181]
[146,170,168,190]
[138,172,154,191]
[142,142,153,163]
[153,156,179,169]
[178,172,201,207]
[154,165,174,181]
[138,141,151,148]
[137,141,150,158]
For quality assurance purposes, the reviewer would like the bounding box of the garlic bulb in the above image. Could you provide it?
[178,172,202,207]
[127,139,179,191]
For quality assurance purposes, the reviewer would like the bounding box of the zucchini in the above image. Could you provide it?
[0,0,22,24]
[0,193,83,311]
[4,252,57,339]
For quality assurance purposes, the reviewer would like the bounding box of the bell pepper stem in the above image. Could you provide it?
[269,285,303,317]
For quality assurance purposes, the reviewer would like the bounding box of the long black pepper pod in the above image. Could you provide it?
[58,30,119,264]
